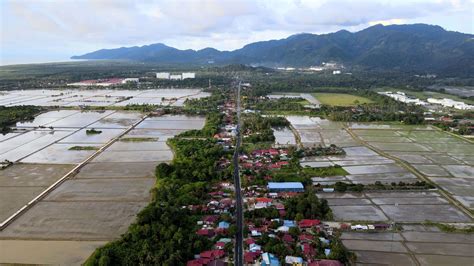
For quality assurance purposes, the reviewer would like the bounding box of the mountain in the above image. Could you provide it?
[72,24,474,74]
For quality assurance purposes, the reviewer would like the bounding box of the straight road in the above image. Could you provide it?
[233,82,244,265]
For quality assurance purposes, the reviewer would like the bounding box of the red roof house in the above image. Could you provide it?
[309,260,343,266]
[299,219,321,228]
[200,250,225,260]
[196,229,215,238]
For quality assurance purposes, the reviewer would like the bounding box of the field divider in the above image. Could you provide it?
[344,126,474,220]
[0,114,149,231]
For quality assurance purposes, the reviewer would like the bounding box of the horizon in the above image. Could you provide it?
[1,0,473,65]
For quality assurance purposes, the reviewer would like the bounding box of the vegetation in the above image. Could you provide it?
[120,137,159,142]
[325,180,436,192]
[423,221,474,233]
[0,106,42,133]
[296,144,346,157]
[301,165,348,177]
[85,106,232,265]
[68,146,99,151]
[284,188,333,220]
[177,112,223,138]
[242,114,290,143]
[313,93,373,106]
[86,128,102,135]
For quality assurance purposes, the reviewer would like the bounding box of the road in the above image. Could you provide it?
[233,81,244,266]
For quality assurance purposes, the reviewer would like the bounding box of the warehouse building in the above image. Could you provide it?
[267,182,304,192]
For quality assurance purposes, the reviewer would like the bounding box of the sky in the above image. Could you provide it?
[1,0,473,65]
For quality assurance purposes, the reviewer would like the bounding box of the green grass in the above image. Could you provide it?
[68,146,99,151]
[313,93,373,106]
[301,165,348,176]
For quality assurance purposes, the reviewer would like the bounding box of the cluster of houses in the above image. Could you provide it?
[240,183,347,265]
[214,101,237,151]
[187,95,239,266]
[241,148,290,170]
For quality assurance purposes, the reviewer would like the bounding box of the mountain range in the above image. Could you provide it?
[72,24,474,74]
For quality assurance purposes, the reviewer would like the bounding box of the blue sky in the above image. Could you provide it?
[1,0,473,65]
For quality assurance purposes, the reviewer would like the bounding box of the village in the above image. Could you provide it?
[185,92,391,266]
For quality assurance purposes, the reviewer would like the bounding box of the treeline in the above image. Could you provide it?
[0,106,43,133]
[246,88,426,124]
[284,189,332,221]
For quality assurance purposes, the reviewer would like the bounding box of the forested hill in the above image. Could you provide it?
[72,24,474,75]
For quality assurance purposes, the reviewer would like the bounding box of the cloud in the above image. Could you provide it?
[1,0,473,64]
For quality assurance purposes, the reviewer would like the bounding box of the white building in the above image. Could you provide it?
[182,72,196,79]
[427,98,474,110]
[332,70,341,75]
[379,91,428,106]
[121,78,139,83]
[156,72,170,79]
[169,74,182,80]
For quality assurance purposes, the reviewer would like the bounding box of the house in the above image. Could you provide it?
[245,251,260,264]
[285,256,304,265]
[283,220,296,227]
[309,260,343,266]
[267,182,304,192]
[322,188,335,193]
[218,238,232,244]
[299,219,320,229]
[276,225,290,232]
[302,243,316,258]
[351,224,368,230]
[200,250,225,260]
[218,221,230,229]
[251,230,262,237]
[187,258,211,266]
[261,252,280,266]
[246,238,256,245]
[324,249,331,256]
[255,197,273,209]
[319,237,330,245]
[202,215,219,225]
[196,228,215,238]
[249,243,262,252]
[299,234,314,243]
[215,242,226,250]
[207,259,228,266]
[268,149,279,156]
[282,234,294,243]
[374,224,391,230]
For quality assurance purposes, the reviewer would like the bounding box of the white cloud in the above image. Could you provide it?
[1,0,473,64]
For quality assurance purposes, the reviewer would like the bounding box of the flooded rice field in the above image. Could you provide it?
[350,125,474,211]
[272,127,296,147]
[342,225,474,266]
[318,191,471,222]
[0,111,205,264]
[285,116,357,147]
[0,240,107,265]
[0,89,210,107]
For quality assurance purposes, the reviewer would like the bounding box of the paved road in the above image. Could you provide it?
[233,82,244,266]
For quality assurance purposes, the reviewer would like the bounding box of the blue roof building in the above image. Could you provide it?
[267,182,304,192]
[218,221,230,229]
[283,220,296,227]
[261,252,280,266]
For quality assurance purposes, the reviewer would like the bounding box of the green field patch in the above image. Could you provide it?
[313,93,373,106]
